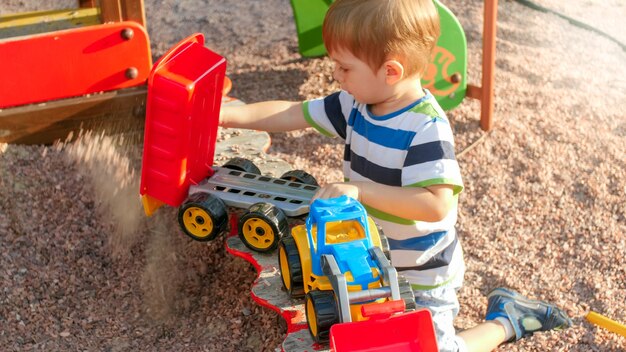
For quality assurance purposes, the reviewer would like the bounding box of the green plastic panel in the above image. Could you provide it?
[289,0,333,57]
[427,0,467,110]
[289,0,467,110]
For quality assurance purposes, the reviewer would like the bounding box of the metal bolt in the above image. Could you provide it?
[125,67,138,80]
[121,28,134,40]
[450,72,462,84]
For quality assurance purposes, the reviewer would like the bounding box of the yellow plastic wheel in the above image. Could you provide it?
[182,206,214,238]
[279,245,291,290]
[241,217,275,251]
[306,298,318,338]
[278,237,304,297]
[305,290,339,343]
[177,193,228,241]
[238,202,288,253]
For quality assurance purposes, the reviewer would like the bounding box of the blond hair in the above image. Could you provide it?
[323,0,440,77]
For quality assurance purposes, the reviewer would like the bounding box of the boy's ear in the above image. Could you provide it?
[384,60,405,85]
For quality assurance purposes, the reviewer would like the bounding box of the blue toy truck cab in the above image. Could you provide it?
[306,196,379,289]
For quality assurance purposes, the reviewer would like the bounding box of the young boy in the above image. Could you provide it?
[220,0,572,350]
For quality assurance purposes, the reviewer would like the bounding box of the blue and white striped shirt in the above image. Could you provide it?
[303,89,465,289]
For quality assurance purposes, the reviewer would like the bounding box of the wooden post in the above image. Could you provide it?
[120,0,146,28]
[480,0,498,131]
[78,0,97,7]
[99,0,123,23]
[98,0,145,27]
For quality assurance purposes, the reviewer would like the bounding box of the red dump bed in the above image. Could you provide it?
[329,309,438,352]
[139,34,226,213]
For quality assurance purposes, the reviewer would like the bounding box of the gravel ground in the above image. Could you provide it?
[1,0,625,351]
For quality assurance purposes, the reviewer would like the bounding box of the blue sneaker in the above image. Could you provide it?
[485,288,572,341]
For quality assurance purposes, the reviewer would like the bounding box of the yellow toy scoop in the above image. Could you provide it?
[586,311,626,337]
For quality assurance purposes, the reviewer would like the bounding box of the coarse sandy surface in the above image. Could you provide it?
[1,0,625,351]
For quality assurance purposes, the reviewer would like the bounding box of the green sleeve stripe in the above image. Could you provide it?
[363,204,417,225]
[302,101,334,137]
[410,272,459,291]
[407,178,464,196]
[409,102,439,117]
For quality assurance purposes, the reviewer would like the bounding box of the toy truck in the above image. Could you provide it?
[278,195,421,342]
[139,33,319,252]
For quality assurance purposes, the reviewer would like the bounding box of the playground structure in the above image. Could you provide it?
[1,0,498,146]
[0,0,151,144]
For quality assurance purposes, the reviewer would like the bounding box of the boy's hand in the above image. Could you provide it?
[218,106,230,126]
[314,182,362,202]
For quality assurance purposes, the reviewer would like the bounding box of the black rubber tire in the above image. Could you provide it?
[398,275,417,311]
[177,193,229,241]
[238,202,289,252]
[376,223,392,260]
[222,157,261,175]
[305,290,339,343]
[278,236,305,297]
[280,169,319,186]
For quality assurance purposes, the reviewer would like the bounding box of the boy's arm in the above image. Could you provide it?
[220,101,309,132]
[315,182,455,222]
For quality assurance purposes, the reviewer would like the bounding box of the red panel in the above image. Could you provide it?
[330,310,438,352]
[360,300,405,318]
[139,33,226,207]
[0,21,151,108]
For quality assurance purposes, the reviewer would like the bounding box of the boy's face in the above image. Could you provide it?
[330,48,388,104]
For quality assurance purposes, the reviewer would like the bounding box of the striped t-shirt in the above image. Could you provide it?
[303,90,465,289]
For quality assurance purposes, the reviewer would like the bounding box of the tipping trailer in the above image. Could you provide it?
[139,33,319,252]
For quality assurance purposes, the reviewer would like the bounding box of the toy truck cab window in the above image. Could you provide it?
[325,220,365,244]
